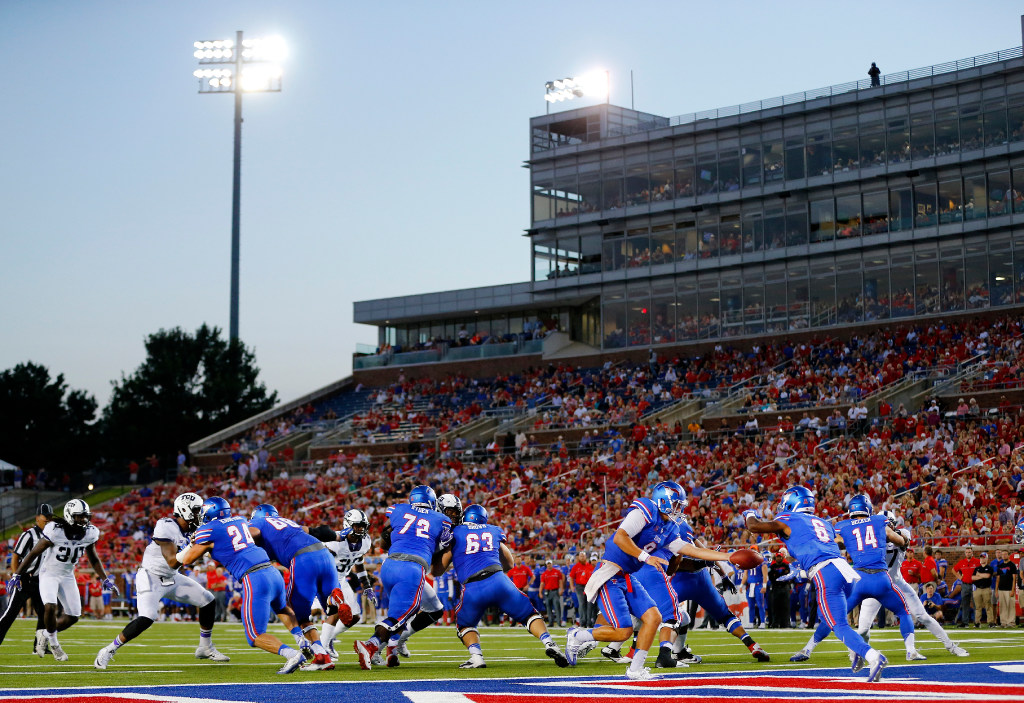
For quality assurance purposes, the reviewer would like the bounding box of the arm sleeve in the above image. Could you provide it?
[308,525,338,542]
[193,528,215,545]
[667,537,687,554]
[618,509,648,538]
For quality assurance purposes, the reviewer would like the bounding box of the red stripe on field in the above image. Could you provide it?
[578,675,1024,696]
[0,698,177,703]
[466,697,1019,703]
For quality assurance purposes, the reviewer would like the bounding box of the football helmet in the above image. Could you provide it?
[779,486,816,513]
[884,510,900,530]
[343,508,370,538]
[409,485,438,511]
[847,494,872,518]
[201,496,231,524]
[463,504,488,525]
[250,504,279,520]
[651,481,687,524]
[438,493,463,525]
[173,493,205,529]
[63,498,91,526]
[1014,517,1024,544]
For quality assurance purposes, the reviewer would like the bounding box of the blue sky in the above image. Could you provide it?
[2,1,1021,408]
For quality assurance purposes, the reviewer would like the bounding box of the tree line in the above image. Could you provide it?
[0,324,277,488]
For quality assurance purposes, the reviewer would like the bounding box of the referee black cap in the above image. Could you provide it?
[37,503,53,517]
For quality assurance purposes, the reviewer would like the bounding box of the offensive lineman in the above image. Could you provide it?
[95,493,230,669]
[855,510,968,657]
[8,499,117,661]
[318,508,375,660]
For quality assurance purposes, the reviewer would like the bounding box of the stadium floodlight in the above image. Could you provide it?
[544,70,609,113]
[193,30,285,342]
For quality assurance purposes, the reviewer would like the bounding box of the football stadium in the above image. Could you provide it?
[2,6,1024,703]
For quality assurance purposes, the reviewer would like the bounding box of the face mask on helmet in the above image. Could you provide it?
[438,494,463,525]
[343,509,369,538]
[64,499,91,526]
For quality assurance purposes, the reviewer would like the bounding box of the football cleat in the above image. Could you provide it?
[655,647,678,668]
[299,639,315,661]
[397,641,411,658]
[303,653,335,671]
[790,649,811,662]
[459,653,487,669]
[94,644,116,670]
[353,640,377,670]
[195,644,230,662]
[947,643,969,657]
[625,666,656,680]
[750,644,770,662]
[545,644,569,667]
[386,644,400,668]
[51,642,68,662]
[277,651,305,675]
[867,653,888,683]
[565,627,585,666]
[370,650,384,666]
[676,646,702,664]
[851,652,866,673]
[601,645,631,663]
[906,650,927,661]
[326,641,339,662]
[34,630,47,658]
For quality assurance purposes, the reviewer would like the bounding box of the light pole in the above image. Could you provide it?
[543,70,610,114]
[193,32,285,341]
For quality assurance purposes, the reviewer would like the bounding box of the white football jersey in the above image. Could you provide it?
[326,533,371,578]
[39,522,100,576]
[885,528,911,579]
[142,517,190,578]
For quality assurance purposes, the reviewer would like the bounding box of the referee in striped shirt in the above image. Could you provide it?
[0,504,52,649]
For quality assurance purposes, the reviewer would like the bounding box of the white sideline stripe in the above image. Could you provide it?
[991,664,1024,673]
[403,694,476,703]
[0,670,185,676]
[0,694,248,703]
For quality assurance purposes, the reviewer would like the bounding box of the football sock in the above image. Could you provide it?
[905,633,916,653]
[311,641,327,655]
[606,638,624,652]
[111,635,125,650]
[277,644,297,658]
[672,637,685,655]
[320,623,335,647]
[199,628,212,644]
[660,640,672,650]
[803,634,820,652]
[540,632,553,646]
[290,628,304,647]
[367,635,381,647]
[865,648,881,665]
[46,631,58,646]
[740,634,755,648]
[629,648,648,671]
[577,628,596,643]
[468,644,483,657]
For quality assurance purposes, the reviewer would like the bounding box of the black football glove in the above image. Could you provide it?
[717,575,737,594]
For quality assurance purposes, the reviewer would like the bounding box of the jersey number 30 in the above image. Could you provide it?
[55,546,85,563]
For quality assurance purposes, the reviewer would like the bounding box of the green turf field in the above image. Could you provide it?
[1,619,1021,689]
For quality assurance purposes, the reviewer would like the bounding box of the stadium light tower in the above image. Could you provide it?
[193,31,285,342]
[544,70,609,114]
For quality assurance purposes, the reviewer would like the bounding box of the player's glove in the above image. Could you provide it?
[741,510,761,523]
[777,566,799,583]
[6,574,21,593]
[102,577,120,596]
[718,575,737,594]
[366,590,379,608]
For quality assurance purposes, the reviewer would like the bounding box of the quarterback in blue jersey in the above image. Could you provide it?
[177,498,306,674]
[745,486,888,682]
[247,504,336,670]
[791,494,918,663]
[566,482,734,681]
[353,485,452,670]
[433,503,568,669]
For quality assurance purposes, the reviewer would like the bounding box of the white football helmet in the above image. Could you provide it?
[173,492,205,529]
[437,493,463,525]
[342,508,369,538]
[64,498,91,526]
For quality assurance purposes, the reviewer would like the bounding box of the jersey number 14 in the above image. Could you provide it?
[850,525,878,551]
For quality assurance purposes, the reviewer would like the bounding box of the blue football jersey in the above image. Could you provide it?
[248,515,319,564]
[193,516,271,580]
[835,515,888,570]
[652,518,693,560]
[451,523,506,582]
[603,498,680,574]
[746,562,765,583]
[776,510,841,572]
[386,503,452,566]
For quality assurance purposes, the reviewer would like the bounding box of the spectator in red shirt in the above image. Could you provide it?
[921,545,939,584]
[508,562,533,592]
[568,552,595,627]
[206,566,228,622]
[901,548,925,585]
[540,559,565,627]
[953,546,981,626]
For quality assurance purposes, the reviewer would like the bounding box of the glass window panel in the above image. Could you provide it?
[964,174,986,220]
[984,102,1008,147]
[810,198,835,243]
[890,187,913,231]
[859,123,885,166]
[933,110,959,156]
[698,216,718,259]
[965,253,988,310]
[742,144,762,186]
[718,149,740,192]
[1017,235,1024,303]
[836,270,863,323]
[532,179,555,222]
[787,272,810,330]
[1013,168,1024,213]
[602,235,626,271]
[890,259,915,318]
[697,285,720,339]
[677,221,699,261]
[1008,99,1024,143]
[625,162,650,206]
[786,204,809,247]
[744,277,765,335]
[579,173,601,215]
[742,211,763,253]
[628,287,651,347]
[552,174,581,218]
[765,280,787,332]
[602,170,623,211]
[940,247,965,312]
[835,194,861,239]
[937,179,963,224]
[557,235,581,277]
[887,118,910,164]
[863,191,888,235]
[914,182,937,227]
[534,243,556,280]
[651,224,674,267]
[602,294,627,349]
[809,263,836,327]
[764,206,785,250]
[915,251,939,315]
[580,233,602,275]
[988,170,1011,216]
[720,275,743,337]
[806,133,831,176]
[785,137,805,180]
[677,279,698,340]
[959,106,983,151]
[651,280,675,344]
[720,215,741,257]
[625,229,650,269]
[674,156,694,198]
[763,140,784,181]
[696,154,718,195]
[910,113,934,160]
[651,160,673,203]
[990,240,1013,306]
[864,257,890,321]
[832,128,859,171]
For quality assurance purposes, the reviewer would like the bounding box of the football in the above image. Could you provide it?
[729,548,764,570]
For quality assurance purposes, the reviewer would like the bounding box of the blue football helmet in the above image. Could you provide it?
[201,496,231,524]
[1015,517,1024,545]
[652,480,687,524]
[409,485,438,511]
[250,503,279,520]
[463,504,488,525]
[847,494,872,517]
[779,486,816,513]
